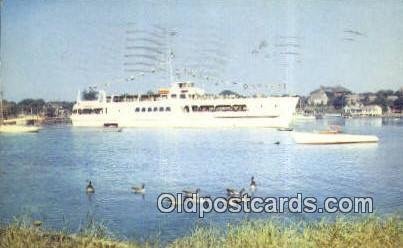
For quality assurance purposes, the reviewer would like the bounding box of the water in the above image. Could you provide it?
[0,118,402,243]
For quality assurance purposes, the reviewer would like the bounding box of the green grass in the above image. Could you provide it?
[0,216,149,248]
[170,215,402,248]
[0,215,401,248]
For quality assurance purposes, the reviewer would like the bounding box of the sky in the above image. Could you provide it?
[1,0,403,101]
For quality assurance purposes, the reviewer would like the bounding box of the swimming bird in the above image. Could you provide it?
[132,183,145,194]
[33,220,42,227]
[250,176,257,192]
[164,196,182,206]
[190,194,212,204]
[182,188,200,198]
[226,188,245,197]
[86,181,95,193]
[274,141,280,145]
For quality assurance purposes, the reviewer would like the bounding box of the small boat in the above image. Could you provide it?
[0,9,40,135]
[324,113,341,118]
[103,127,123,132]
[315,114,323,119]
[0,116,41,134]
[103,123,122,132]
[292,132,379,144]
[293,114,316,121]
[0,124,40,133]
[277,127,293,131]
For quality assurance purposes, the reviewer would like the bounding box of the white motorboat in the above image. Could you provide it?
[292,132,379,144]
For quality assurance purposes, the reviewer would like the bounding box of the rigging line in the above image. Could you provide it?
[126,30,165,39]
[125,46,164,54]
[123,54,163,61]
[124,69,161,73]
[126,38,165,47]
[123,62,156,67]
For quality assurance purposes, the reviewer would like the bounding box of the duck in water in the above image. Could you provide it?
[226,188,245,197]
[86,181,95,193]
[182,188,200,198]
[250,176,257,192]
[132,183,145,194]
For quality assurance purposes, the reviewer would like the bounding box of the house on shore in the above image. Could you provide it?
[345,94,360,106]
[343,104,383,116]
[362,105,383,116]
[308,89,328,105]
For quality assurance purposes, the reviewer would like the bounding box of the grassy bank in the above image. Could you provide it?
[1,216,401,248]
[0,217,146,248]
[171,216,402,247]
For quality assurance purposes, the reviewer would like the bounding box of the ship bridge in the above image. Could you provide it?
[158,81,205,99]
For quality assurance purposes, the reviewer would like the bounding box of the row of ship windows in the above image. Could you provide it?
[134,105,248,113]
[135,107,171,112]
[186,105,248,112]
[73,108,103,114]
[107,94,191,103]
[73,107,172,114]
[73,104,248,115]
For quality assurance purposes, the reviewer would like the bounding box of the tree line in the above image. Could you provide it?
[300,87,403,112]
[1,99,74,118]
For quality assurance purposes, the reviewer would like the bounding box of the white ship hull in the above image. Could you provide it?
[71,83,299,128]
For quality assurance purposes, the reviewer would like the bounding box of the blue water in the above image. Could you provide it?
[0,118,402,243]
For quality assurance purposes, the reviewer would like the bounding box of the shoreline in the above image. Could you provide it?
[1,215,401,247]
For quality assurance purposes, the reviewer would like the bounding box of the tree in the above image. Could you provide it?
[332,96,346,110]
[17,99,45,114]
[377,90,394,97]
[219,90,240,97]
[374,91,392,112]
[82,88,99,101]
[2,100,18,117]
[395,90,403,97]
[393,97,403,111]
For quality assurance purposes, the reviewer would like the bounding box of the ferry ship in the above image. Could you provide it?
[71,82,299,128]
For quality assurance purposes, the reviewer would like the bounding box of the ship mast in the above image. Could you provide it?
[165,28,174,83]
[0,0,3,125]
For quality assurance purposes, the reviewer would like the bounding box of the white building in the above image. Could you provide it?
[362,105,382,116]
[386,95,398,102]
[343,104,382,116]
[345,94,360,106]
[308,89,328,105]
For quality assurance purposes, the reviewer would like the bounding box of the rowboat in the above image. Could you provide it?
[277,127,293,131]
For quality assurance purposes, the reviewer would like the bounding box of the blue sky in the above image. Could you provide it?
[1,0,403,101]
